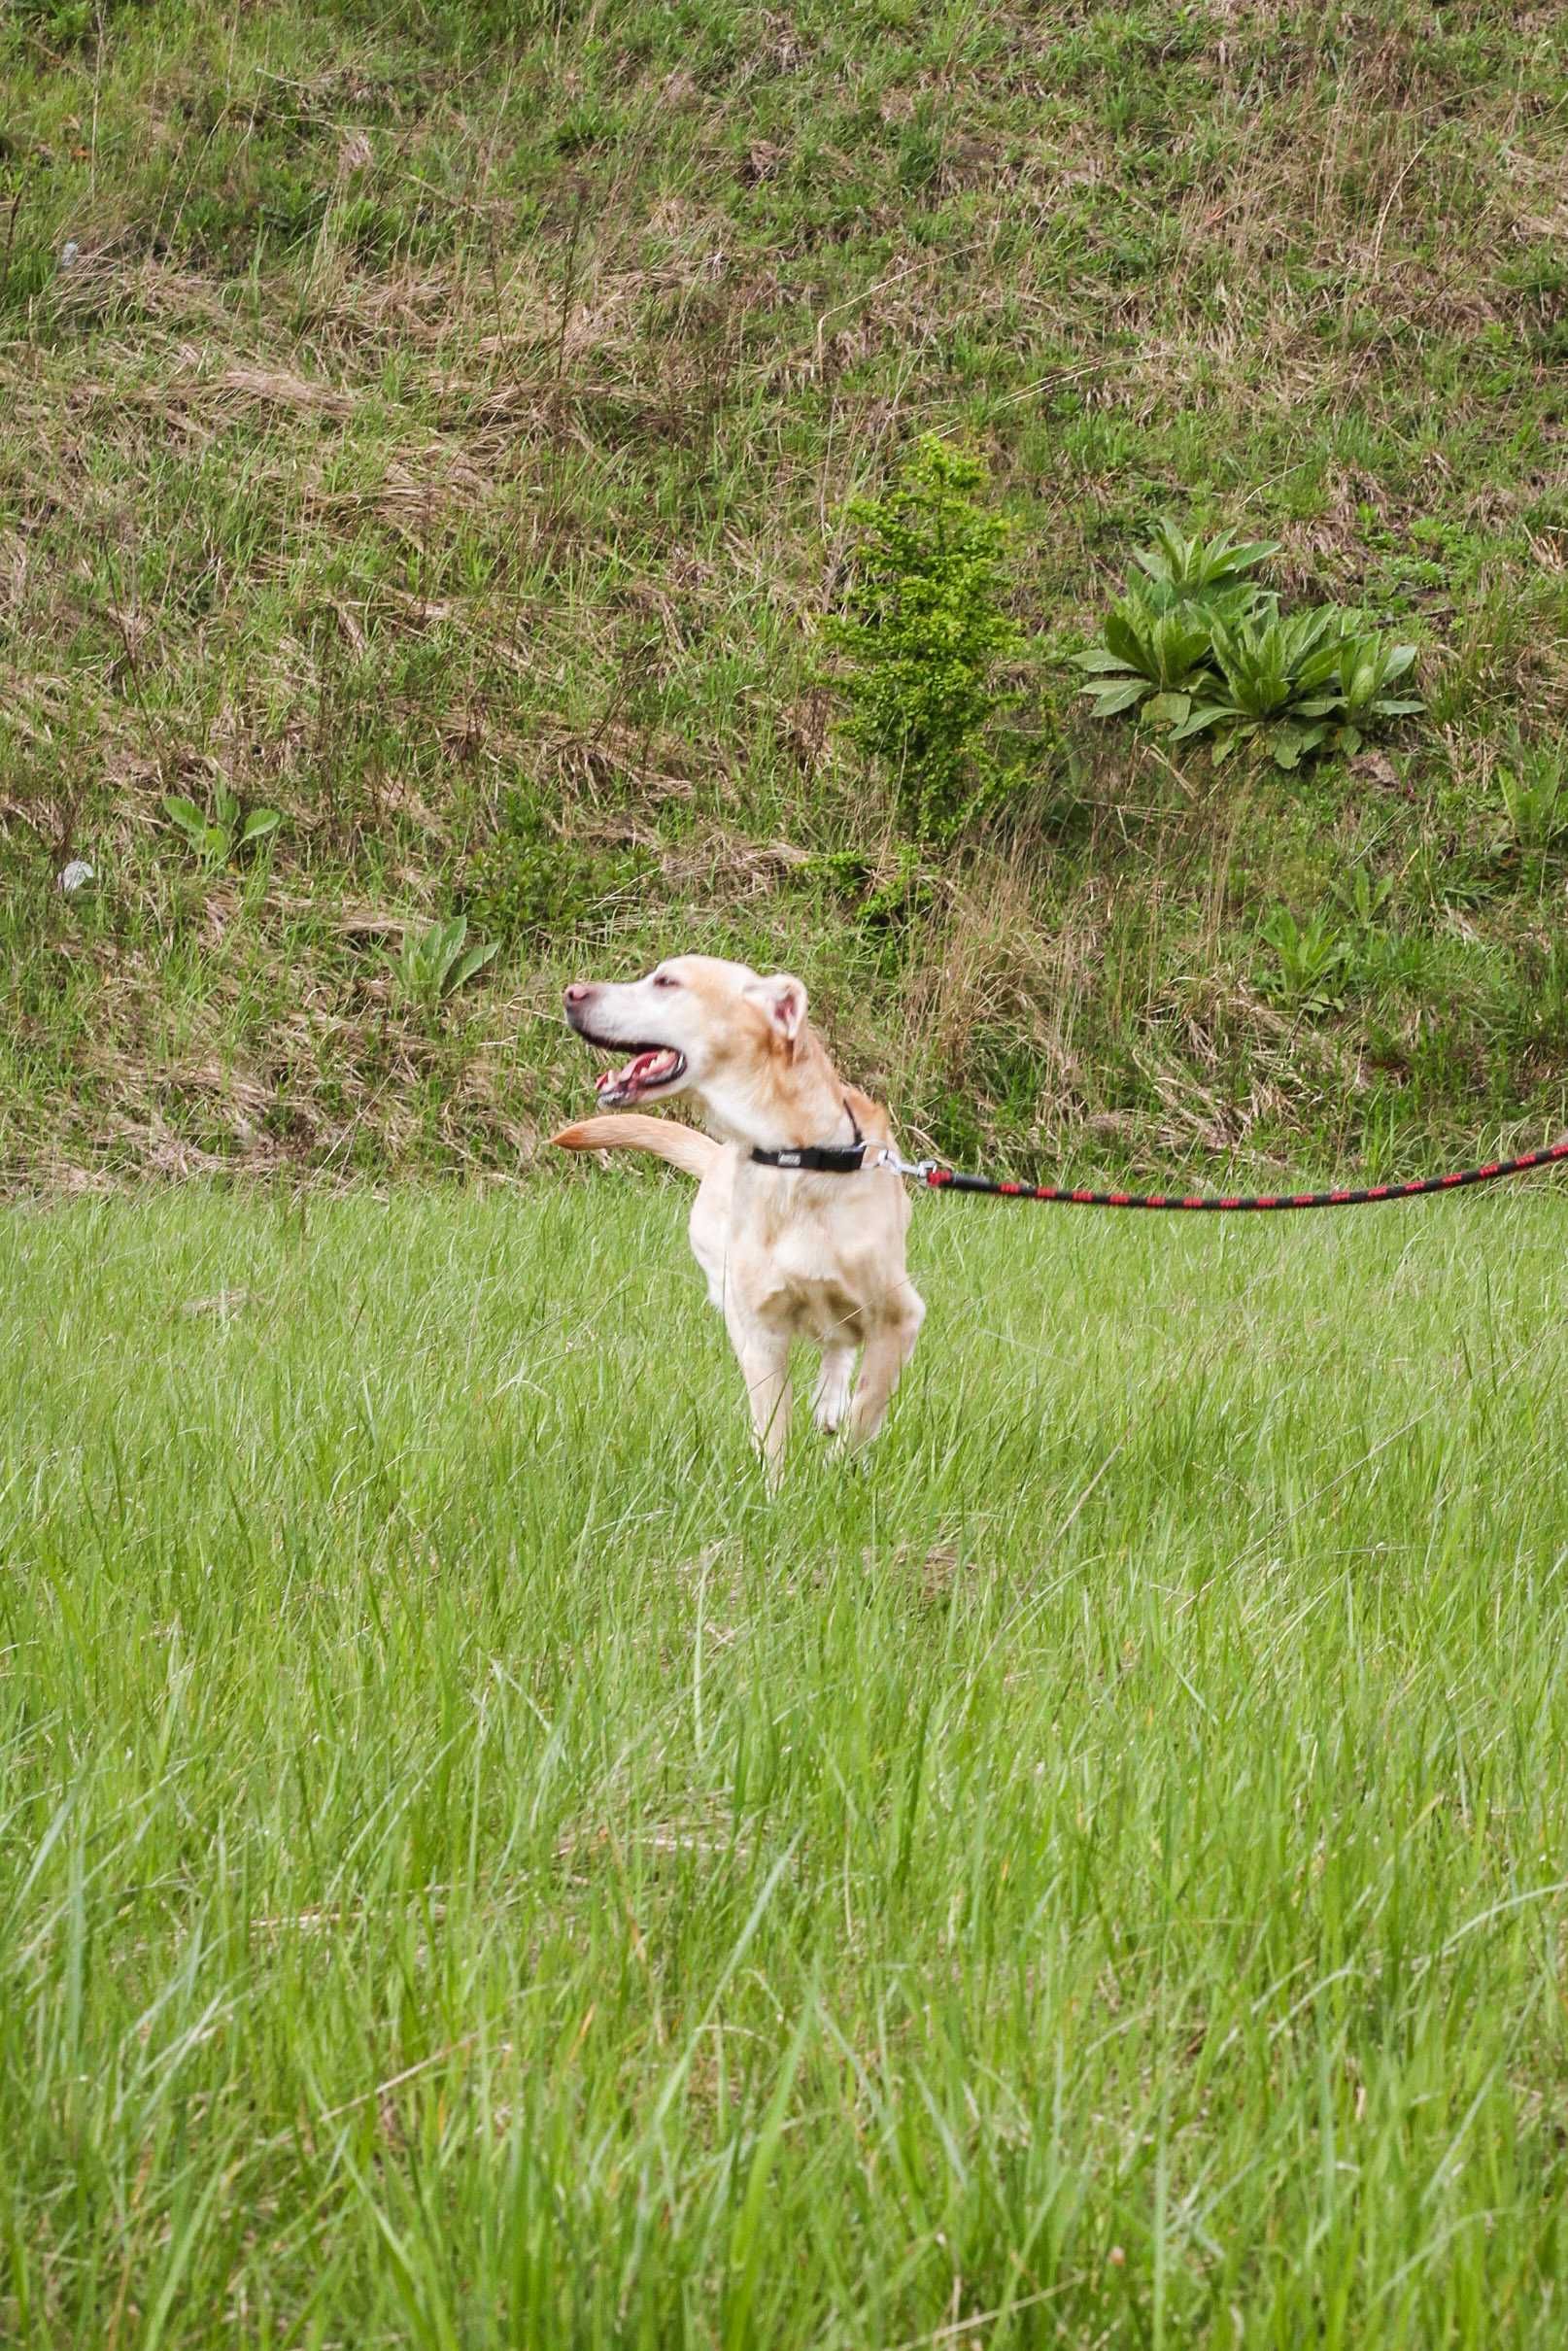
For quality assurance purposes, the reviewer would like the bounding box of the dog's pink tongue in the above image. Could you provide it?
[597,1049,663,1097]
[597,1049,676,1096]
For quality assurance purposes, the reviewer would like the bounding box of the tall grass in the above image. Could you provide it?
[5,1177,1568,2343]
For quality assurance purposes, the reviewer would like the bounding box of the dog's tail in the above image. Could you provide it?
[550,1113,719,1181]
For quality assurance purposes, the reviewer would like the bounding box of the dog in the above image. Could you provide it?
[552,956,924,1480]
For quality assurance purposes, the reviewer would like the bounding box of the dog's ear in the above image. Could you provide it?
[746,971,808,1047]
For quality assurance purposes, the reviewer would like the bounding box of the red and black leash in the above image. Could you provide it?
[753,1134,1568,1210]
[911,1137,1568,1212]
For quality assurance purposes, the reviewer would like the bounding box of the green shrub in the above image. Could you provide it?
[822,436,1024,844]
[462,790,657,943]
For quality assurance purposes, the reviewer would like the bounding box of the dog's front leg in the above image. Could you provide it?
[844,1288,924,1449]
[733,1326,793,1486]
[812,1342,857,1434]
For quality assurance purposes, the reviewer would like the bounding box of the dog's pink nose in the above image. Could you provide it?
[563,982,593,1007]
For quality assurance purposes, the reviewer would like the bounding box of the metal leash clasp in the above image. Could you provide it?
[870,1144,938,1180]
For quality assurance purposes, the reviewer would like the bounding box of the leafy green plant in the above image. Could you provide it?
[1074,602,1216,724]
[1074,525,1422,771]
[1131,519,1279,602]
[386,916,498,1009]
[1074,521,1278,722]
[1175,608,1345,768]
[1153,609,1422,770]
[1356,926,1441,994]
[162,784,282,868]
[1211,607,1343,710]
[1332,630,1424,755]
[1257,905,1352,1014]
[823,435,1024,843]
[1327,865,1409,995]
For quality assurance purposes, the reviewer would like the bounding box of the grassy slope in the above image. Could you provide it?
[2,0,1566,1192]
[5,1180,1568,2343]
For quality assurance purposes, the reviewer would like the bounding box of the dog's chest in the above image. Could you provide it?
[731,1190,876,1339]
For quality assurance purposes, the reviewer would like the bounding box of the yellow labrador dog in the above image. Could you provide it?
[552,956,924,1480]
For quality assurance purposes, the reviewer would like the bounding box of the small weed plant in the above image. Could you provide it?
[1332,630,1424,749]
[162,784,281,868]
[387,915,497,1010]
[1258,905,1352,1013]
[1329,866,1394,930]
[823,436,1023,843]
[1497,739,1568,856]
[1075,524,1422,769]
[1261,867,1408,1015]
[462,791,656,944]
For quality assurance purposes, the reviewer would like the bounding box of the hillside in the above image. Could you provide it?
[3,0,1566,1190]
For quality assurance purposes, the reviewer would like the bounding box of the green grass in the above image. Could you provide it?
[3,1,1567,1187]
[6,1176,1568,2344]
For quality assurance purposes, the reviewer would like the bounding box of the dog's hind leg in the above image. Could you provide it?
[812,1342,857,1435]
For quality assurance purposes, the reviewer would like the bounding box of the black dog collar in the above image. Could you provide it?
[749,1141,871,1173]
[750,1099,869,1174]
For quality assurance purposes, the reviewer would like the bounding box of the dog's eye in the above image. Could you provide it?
[652,973,679,989]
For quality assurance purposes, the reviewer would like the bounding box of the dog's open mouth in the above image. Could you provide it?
[591,1043,688,1108]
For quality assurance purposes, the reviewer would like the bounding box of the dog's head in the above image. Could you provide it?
[563,956,810,1123]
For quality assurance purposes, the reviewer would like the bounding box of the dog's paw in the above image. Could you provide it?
[812,1363,855,1435]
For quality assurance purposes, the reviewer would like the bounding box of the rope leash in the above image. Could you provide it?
[881,1137,1568,1210]
[754,1138,1568,1210]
